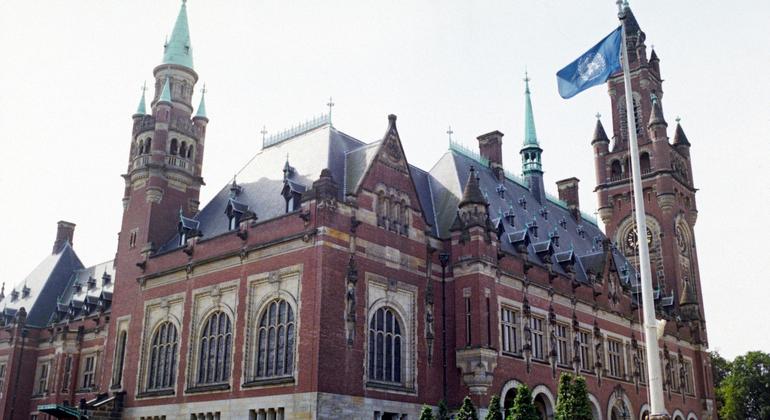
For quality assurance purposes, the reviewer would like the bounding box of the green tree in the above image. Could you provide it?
[457,396,479,420]
[718,351,770,420]
[555,373,593,420]
[485,395,503,420]
[436,400,449,420]
[507,384,539,420]
[710,351,731,411]
[419,405,435,420]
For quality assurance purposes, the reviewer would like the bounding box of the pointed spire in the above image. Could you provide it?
[592,113,610,144]
[163,0,194,69]
[159,77,172,104]
[135,82,147,116]
[648,93,666,127]
[673,117,691,147]
[523,71,539,147]
[194,84,207,119]
[649,47,659,62]
[458,166,488,207]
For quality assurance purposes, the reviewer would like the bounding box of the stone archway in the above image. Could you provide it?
[500,379,523,416]
[588,393,603,420]
[606,389,634,420]
[531,385,555,420]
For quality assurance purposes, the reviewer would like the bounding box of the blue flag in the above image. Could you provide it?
[556,27,623,99]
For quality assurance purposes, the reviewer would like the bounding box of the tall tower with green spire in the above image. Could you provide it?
[520,72,545,203]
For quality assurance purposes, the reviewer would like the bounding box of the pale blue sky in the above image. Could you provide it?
[0,0,767,359]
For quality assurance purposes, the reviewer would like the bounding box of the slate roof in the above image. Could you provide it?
[154,118,637,289]
[1,244,84,327]
[55,259,115,322]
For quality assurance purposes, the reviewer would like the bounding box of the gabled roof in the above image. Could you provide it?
[56,259,115,322]
[2,244,84,327]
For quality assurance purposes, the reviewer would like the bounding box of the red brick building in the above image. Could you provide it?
[0,2,715,419]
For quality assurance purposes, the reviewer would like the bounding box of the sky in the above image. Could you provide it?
[0,0,767,360]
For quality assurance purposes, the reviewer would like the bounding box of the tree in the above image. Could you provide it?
[718,351,770,420]
[555,373,593,420]
[419,405,435,420]
[710,351,731,411]
[456,396,479,420]
[507,384,539,420]
[436,400,449,420]
[485,395,503,420]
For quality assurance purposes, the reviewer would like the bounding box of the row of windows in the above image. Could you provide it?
[133,137,195,159]
[498,305,695,392]
[375,190,410,236]
[32,353,96,396]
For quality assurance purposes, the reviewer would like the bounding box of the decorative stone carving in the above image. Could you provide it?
[455,347,498,395]
[345,256,358,346]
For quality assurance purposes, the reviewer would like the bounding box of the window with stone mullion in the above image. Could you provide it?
[254,299,295,381]
[197,311,232,385]
[147,322,178,390]
[368,307,402,384]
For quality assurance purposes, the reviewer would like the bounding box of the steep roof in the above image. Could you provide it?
[2,244,84,327]
[162,1,194,69]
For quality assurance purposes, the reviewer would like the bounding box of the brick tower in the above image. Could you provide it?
[592,6,713,412]
[102,0,208,394]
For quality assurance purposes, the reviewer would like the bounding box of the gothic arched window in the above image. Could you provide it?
[144,138,152,154]
[147,322,177,390]
[255,299,295,379]
[170,138,178,155]
[640,152,651,173]
[368,307,402,384]
[197,311,232,385]
[187,145,194,159]
[179,142,187,158]
[610,160,622,179]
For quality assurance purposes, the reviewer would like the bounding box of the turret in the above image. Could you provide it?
[672,117,691,157]
[647,93,667,140]
[520,73,545,203]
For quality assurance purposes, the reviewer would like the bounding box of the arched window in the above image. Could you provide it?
[187,145,194,159]
[255,299,295,379]
[179,142,187,158]
[368,307,402,384]
[197,311,232,385]
[111,331,127,387]
[640,152,651,173]
[170,138,178,155]
[147,322,177,390]
[610,160,622,179]
[144,138,152,154]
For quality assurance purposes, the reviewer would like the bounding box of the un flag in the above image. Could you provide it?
[556,27,623,99]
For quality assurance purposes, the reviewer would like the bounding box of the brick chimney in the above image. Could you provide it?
[477,130,504,180]
[53,221,76,254]
[555,178,580,220]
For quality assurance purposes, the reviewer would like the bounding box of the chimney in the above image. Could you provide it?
[53,221,76,254]
[477,130,504,180]
[555,178,581,220]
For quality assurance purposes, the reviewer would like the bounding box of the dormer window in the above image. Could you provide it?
[178,212,201,247]
[102,272,112,286]
[10,290,19,302]
[496,184,506,198]
[225,198,249,231]
[527,219,538,238]
[73,282,82,293]
[559,217,568,230]
[87,276,96,290]
[518,197,527,209]
[281,181,306,213]
[539,207,549,220]
[504,206,515,227]
[21,286,30,298]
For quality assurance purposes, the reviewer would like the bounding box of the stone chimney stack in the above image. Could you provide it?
[53,221,76,254]
[555,178,581,220]
[477,130,504,180]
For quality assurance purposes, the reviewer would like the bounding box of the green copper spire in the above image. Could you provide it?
[523,72,539,147]
[135,82,147,116]
[159,77,172,103]
[162,0,194,69]
[194,84,207,119]
[520,71,542,176]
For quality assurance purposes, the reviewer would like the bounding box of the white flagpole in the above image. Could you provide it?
[616,1,668,418]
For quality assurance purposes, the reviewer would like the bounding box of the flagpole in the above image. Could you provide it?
[616,1,668,418]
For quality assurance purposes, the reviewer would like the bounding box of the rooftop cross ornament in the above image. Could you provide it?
[141,81,148,94]
[260,125,268,143]
[596,112,602,120]
[326,97,335,125]
[675,116,681,124]
[200,83,207,96]
[446,125,454,143]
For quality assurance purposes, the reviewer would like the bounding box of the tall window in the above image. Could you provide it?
[465,298,472,346]
[37,362,50,394]
[170,138,178,155]
[147,322,178,390]
[0,362,6,390]
[81,355,96,389]
[682,360,694,395]
[197,311,233,385]
[531,316,545,361]
[669,355,680,392]
[501,307,520,354]
[255,299,295,380]
[61,356,72,392]
[636,346,647,384]
[578,329,592,371]
[112,331,127,387]
[555,323,570,366]
[368,307,402,384]
[607,338,624,378]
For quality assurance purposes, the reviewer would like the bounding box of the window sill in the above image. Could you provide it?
[501,351,523,359]
[76,387,95,394]
[365,381,415,395]
[242,376,295,388]
[136,389,175,399]
[185,383,230,394]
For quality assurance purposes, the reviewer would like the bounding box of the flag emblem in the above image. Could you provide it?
[578,52,607,82]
